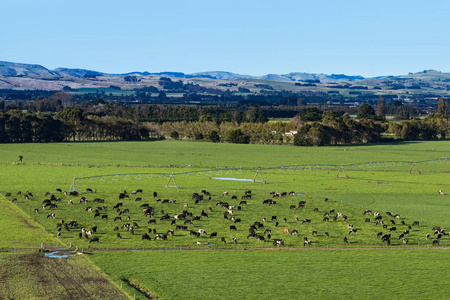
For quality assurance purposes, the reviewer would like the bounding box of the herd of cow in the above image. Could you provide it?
[3,187,447,248]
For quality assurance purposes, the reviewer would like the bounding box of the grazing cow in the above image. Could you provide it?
[234,218,241,224]
[343,237,349,244]
[198,229,207,235]
[413,221,419,226]
[291,230,299,236]
[364,210,372,215]
[314,208,318,212]
[390,220,396,225]
[302,219,311,224]
[290,205,296,210]
[386,212,392,217]
[221,237,226,244]
[271,216,277,221]
[114,217,122,222]
[294,216,299,221]
[389,227,397,231]
[155,234,166,240]
[239,201,247,205]
[230,225,237,231]
[142,233,151,240]
[377,232,383,238]
[349,229,357,235]
[101,215,108,219]
[34,209,39,213]
[323,217,329,222]
[365,218,370,223]
[347,224,353,229]
[231,195,237,200]
[275,222,279,227]
[433,240,440,246]
[257,236,265,241]
[232,238,237,244]
[303,239,311,246]
[401,221,405,225]
[439,189,444,195]
[89,237,99,243]
[273,239,284,246]
[210,232,217,238]
[283,228,289,234]
[312,231,317,236]
[47,213,55,218]
[324,232,329,237]
[375,216,382,220]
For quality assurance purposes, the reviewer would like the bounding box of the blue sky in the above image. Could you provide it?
[1,0,449,77]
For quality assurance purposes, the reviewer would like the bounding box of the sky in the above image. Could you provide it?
[1,0,450,77]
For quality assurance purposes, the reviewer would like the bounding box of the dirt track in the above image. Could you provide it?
[0,252,128,299]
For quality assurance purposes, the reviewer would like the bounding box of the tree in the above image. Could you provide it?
[437,97,449,116]
[356,103,376,119]
[377,96,386,120]
[208,130,220,143]
[226,129,249,144]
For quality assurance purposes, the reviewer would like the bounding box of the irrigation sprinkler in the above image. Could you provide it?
[165,173,180,188]
[253,168,266,183]
[409,162,421,174]
[336,165,349,178]
[68,177,79,193]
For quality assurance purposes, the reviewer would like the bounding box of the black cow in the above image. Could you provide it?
[230,225,237,231]
[89,237,99,243]
[142,233,151,240]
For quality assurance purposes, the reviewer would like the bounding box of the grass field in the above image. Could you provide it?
[90,249,450,300]
[0,140,449,299]
[0,195,62,249]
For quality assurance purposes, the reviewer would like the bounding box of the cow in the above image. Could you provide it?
[34,208,39,213]
[291,230,299,236]
[221,237,226,243]
[271,216,277,221]
[365,218,370,223]
[89,237,99,243]
[101,215,108,219]
[324,232,329,237]
[142,233,151,240]
[283,228,289,234]
[302,219,311,224]
[412,221,419,226]
[389,227,397,231]
[349,229,357,235]
[377,232,383,238]
[232,238,237,244]
[230,225,237,231]
[403,238,408,244]
[343,237,349,244]
[198,229,207,235]
[273,239,284,246]
[439,189,444,195]
[433,240,440,246]
[114,217,122,222]
[47,213,55,218]
[312,231,318,236]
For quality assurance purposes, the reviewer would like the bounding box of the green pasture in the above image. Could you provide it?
[0,195,62,249]
[1,164,448,250]
[0,140,448,168]
[71,87,135,95]
[90,249,450,300]
[0,140,450,299]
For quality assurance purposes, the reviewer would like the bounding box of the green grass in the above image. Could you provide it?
[0,140,448,168]
[1,140,450,299]
[0,195,62,249]
[0,252,129,299]
[90,249,450,300]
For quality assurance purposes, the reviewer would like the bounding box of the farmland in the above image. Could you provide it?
[0,140,449,299]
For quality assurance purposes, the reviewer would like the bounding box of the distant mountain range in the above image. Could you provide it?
[0,60,367,82]
[1,60,450,99]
